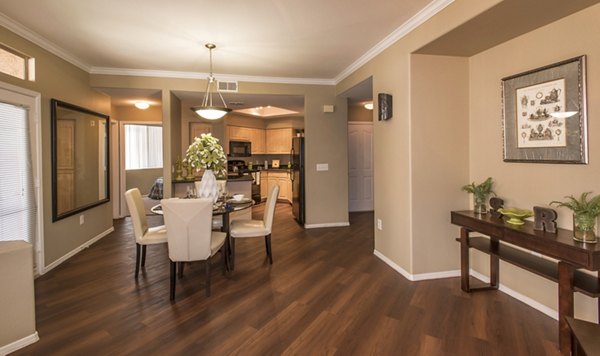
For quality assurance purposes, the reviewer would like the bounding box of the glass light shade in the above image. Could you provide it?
[134,101,150,110]
[364,102,373,110]
[191,106,232,120]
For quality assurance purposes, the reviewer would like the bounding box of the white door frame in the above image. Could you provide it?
[0,81,44,275]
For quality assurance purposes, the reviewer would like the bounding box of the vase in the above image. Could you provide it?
[197,169,219,203]
[473,195,487,214]
[573,213,598,243]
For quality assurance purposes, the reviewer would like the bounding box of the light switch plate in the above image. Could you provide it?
[316,163,329,171]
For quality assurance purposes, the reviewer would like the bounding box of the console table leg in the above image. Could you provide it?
[490,239,499,289]
[460,228,470,292]
[558,261,574,355]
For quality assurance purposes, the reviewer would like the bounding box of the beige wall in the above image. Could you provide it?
[410,54,469,273]
[348,105,373,122]
[125,168,162,195]
[0,26,112,268]
[113,105,162,122]
[469,3,600,320]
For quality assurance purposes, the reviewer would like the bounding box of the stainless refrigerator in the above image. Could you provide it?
[291,137,305,225]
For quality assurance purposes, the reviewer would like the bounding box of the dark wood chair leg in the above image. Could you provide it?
[266,234,273,264]
[141,245,147,267]
[221,248,227,275]
[135,243,141,278]
[170,260,176,301]
[205,258,211,297]
[230,238,236,271]
[178,262,184,278]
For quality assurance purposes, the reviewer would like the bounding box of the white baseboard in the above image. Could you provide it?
[304,222,350,229]
[373,249,460,281]
[42,227,114,274]
[469,270,558,320]
[373,249,559,320]
[0,332,38,355]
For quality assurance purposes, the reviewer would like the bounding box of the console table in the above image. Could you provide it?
[451,210,600,355]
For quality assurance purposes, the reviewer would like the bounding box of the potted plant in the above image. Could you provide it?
[462,177,495,214]
[551,192,600,243]
[185,133,227,202]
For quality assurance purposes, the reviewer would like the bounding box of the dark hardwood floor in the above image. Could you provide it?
[15,203,560,355]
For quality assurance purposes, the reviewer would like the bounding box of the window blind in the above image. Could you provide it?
[0,102,35,243]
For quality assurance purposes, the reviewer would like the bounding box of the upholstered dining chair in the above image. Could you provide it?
[125,188,168,279]
[161,198,227,300]
[229,184,280,271]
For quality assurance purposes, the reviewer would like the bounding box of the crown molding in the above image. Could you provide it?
[334,0,454,84]
[0,11,91,72]
[90,66,336,86]
[0,0,453,87]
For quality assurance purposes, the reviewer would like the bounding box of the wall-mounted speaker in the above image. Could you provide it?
[378,93,392,121]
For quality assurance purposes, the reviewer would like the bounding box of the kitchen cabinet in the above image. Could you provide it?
[266,128,293,154]
[260,171,268,198]
[264,170,291,203]
[250,128,266,154]
[228,126,266,154]
[189,123,211,144]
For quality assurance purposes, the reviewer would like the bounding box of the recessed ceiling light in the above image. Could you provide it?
[364,102,373,110]
[135,101,150,110]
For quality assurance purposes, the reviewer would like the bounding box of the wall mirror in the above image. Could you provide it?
[51,99,110,222]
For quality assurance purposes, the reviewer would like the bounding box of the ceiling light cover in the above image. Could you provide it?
[364,102,373,110]
[135,101,150,109]
[191,44,231,120]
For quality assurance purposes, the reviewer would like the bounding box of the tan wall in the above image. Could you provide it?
[0,26,113,267]
[348,105,373,122]
[113,105,162,122]
[125,168,162,195]
[410,54,469,273]
[469,4,600,320]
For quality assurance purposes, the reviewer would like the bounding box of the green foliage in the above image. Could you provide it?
[184,133,227,176]
[461,177,495,201]
[551,192,600,218]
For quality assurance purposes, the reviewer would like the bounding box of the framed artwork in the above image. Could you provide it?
[502,55,588,163]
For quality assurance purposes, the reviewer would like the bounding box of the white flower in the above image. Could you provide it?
[184,133,226,176]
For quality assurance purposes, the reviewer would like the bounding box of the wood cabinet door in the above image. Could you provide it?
[251,128,266,154]
[229,126,252,141]
[260,172,268,199]
[266,128,293,154]
[57,119,75,214]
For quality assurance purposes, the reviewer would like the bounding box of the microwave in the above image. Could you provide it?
[229,140,251,157]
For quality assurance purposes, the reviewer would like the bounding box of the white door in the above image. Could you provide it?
[348,122,373,212]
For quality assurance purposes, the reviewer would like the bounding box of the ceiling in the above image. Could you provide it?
[0,0,440,112]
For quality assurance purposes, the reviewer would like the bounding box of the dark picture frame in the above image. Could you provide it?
[51,99,110,222]
[502,55,588,163]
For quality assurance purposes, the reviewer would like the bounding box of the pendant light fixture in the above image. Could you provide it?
[191,43,232,120]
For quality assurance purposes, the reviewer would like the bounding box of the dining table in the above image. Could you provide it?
[151,197,254,270]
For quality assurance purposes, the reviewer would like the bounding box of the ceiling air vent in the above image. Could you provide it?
[217,80,238,92]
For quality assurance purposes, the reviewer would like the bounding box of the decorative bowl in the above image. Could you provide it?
[497,207,533,225]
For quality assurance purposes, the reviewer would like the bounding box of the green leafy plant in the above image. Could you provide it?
[461,177,496,201]
[184,133,227,176]
[551,192,600,232]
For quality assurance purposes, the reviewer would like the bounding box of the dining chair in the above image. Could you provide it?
[161,198,227,300]
[229,184,279,270]
[125,188,168,279]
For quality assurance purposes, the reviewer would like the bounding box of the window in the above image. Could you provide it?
[0,102,36,244]
[0,44,35,81]
[125,124,163,169]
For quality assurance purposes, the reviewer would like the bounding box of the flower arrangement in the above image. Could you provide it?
[184,133,227,176]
